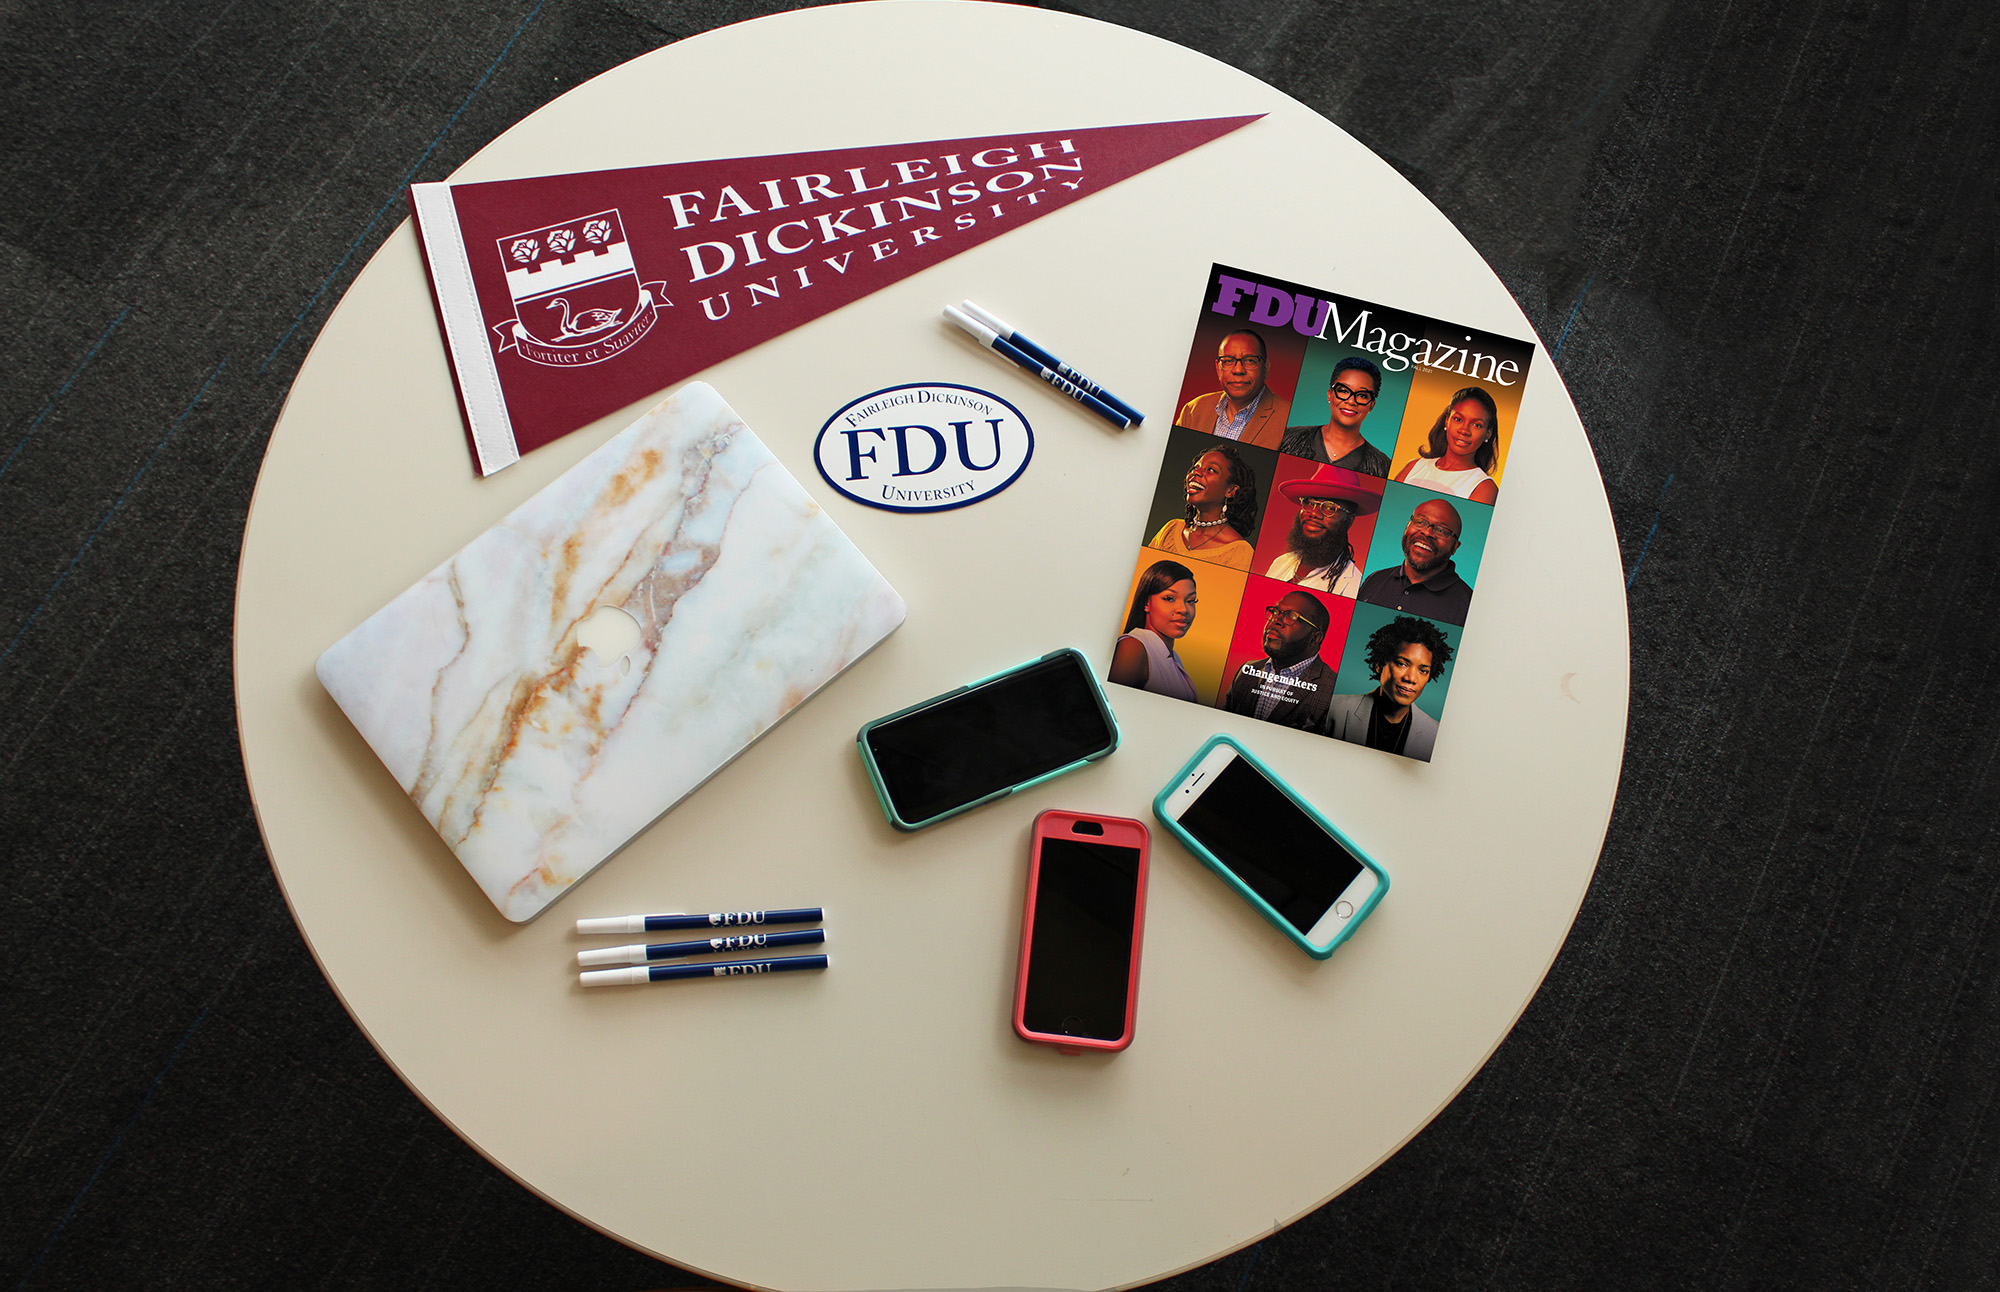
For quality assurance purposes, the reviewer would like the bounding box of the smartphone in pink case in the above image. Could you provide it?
[1013,810,1150,1054]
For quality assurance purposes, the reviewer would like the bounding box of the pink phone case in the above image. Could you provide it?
[1013,810,1150,1054]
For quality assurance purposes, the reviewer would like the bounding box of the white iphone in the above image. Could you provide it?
[1153,734,1387,958]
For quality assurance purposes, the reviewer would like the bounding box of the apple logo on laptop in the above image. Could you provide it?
[577,603,642,675]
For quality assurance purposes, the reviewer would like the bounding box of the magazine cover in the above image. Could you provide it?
[1107,264,1535,762]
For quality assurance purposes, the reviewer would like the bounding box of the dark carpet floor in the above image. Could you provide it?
[4,1,1998,1289]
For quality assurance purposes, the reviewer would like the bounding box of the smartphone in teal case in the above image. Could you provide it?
[857,648,1120,831]
[1153,733,1388,958]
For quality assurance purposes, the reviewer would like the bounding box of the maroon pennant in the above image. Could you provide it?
[410,116,1263,474]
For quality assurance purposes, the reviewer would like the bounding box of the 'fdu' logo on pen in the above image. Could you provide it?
[814,383,1033,514]
[713,962,770,976]
[711,911,765,926]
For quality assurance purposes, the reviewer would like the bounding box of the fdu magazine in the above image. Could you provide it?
[1107,264,1536,762]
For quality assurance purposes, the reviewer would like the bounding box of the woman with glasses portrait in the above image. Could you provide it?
[1278,357,1391,477]
[1394,385,1501,504]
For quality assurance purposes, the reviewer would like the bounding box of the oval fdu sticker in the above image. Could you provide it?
[814,383,1032,513]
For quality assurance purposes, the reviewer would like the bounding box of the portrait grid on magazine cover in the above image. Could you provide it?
[1107,264,1534,762]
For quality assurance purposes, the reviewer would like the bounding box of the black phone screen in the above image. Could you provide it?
[1021,837,1140,1041]
[1178,754,1363,933]
[865,654,1114,824]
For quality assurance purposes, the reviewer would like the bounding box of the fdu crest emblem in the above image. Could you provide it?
[493,210,670,367]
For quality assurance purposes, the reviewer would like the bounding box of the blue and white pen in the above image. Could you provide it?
[959,300,1145,425]
[943,305,1134,429]
[577,928,826,967]
[580,953,830,986]
[576,907,823,935]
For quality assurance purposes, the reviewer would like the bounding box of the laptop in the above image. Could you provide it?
[316,382,906,921]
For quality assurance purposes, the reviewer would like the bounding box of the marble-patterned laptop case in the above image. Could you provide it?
[316,382,906,921]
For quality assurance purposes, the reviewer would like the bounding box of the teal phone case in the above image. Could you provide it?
[1152,734,1388,958]
[856,648,1121,831]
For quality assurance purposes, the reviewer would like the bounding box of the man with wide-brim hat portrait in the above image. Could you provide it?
[1264,469,1383,597]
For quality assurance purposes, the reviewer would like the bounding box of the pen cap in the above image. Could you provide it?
[960,300,1010,334]
[578,944,644,966]
[942,305,996,344]
[576,916,645,935]
[579,966,651,987]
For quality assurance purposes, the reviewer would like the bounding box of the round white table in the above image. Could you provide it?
[234,4,1628,1289]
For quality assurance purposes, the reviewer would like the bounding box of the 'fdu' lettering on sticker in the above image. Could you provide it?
[814,384,1033,514]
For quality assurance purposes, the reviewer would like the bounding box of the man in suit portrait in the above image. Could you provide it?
[1176,328,1292,448]
[1222,590,1335,730]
